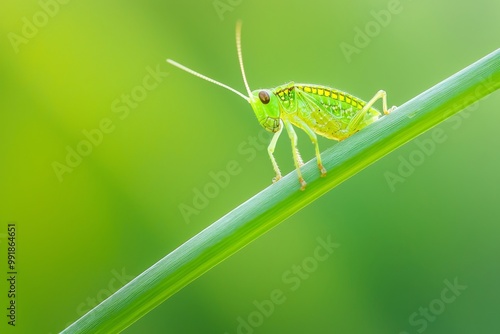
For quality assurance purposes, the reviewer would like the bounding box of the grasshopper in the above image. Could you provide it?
[167,21,396,190]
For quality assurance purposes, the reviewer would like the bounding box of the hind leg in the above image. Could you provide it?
[347,90,396,133]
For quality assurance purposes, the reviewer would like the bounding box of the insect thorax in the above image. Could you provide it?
[272,82,298,112]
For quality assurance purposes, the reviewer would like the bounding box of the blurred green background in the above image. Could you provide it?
[1,0,499,333]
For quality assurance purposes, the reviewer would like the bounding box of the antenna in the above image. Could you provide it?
[166,59,250,102]
[236,20,252,98]
[166,21,255,103]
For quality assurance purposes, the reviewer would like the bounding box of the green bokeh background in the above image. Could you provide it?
[1,0,499,333]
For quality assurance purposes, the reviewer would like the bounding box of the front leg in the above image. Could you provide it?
[267,121,283,183]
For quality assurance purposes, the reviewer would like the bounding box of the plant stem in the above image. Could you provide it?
[61,49,500,333]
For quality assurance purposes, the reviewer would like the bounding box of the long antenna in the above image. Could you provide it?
[236,20,252,98]
[166,59,249,102]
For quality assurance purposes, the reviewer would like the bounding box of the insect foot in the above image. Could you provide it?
[272,175,282,183]
[299,177,307,191]
[319,164,327,177]
[386,105,398,115]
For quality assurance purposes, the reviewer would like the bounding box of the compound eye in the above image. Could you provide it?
[258,90,271,104]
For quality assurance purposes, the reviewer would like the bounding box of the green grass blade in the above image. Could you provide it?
[61,48,500,333]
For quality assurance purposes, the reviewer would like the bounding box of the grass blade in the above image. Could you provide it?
[61,48,500,333]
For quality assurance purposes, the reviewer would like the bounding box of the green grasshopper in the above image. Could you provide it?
[167,21,396,190]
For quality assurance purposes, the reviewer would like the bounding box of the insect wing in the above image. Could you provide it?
[294,88,344,136]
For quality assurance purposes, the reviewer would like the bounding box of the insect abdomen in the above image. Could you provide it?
[294,84,380,141]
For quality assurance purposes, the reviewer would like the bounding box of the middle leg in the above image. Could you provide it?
[292,117,327,177]
[284,120,307,190]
